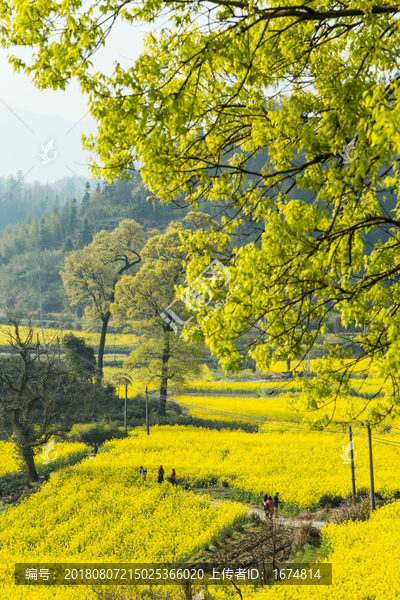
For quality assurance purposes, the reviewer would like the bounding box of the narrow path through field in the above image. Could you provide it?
[50,461,329,530]
[210,499,328,530]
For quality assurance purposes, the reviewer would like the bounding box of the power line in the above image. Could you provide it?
[167,398,400,448]
[27,340,400,449]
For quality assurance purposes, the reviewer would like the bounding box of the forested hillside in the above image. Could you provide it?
[0,171,190,317]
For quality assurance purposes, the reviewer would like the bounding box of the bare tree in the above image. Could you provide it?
[0,320,105,484]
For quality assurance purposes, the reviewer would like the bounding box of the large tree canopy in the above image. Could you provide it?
[4,1,400,424]
[61,219,144,376]
[111,221,204,415]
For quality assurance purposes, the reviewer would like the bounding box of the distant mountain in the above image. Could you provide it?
[0,107,98,183]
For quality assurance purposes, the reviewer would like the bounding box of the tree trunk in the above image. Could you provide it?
[158,334,170,416]
[21,443,39,484]
[98,312,111,381]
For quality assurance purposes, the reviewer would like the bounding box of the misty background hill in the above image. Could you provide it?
[0,107,97,184]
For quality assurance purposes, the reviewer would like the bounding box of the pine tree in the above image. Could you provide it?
[79,217,92,248]
[81,182,91,211]
[68,199,78,235]
[51,203,60,218]
[64,238,73,252]
[28,217,40,251]
[60,203,70,239]
[39,215,52,250]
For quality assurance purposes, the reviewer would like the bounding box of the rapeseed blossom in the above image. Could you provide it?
[103,425,400,508]
[1,427,400,600]
[176,379,400,426]
[247,500,400,600]
[0,451,246,600]
[0,441,89,477]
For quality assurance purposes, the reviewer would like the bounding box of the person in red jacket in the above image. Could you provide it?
[263,494,270,518]
[266,496,275,520]
[168,468,176,485]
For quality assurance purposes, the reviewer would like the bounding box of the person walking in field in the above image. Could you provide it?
[263,494,270,519]
[140,466,147,482]
[158,465,164,484]
[273,492,279,515]
[168,468,176,485]
[92,443,98,457]
[266,496,275,520]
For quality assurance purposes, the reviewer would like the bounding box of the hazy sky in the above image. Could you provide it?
[0,15,165,182]
[0,17,150,123]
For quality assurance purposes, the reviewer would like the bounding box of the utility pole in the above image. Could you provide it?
[57,336,61,366]
[349,426,356,500]
[124,383,128,433]
[367,424,375,512]
[38,254,45,344]
[145,386,149,436]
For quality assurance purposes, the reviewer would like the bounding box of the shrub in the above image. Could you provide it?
[332,499,370,524]
[128,414,258,433]
[222,481,229,488]
[203,543,210,552]
[355,487,370,501]
[69,421,128,446]
[0,471,26,497]
[294,523,312,551]
[249,512,261,524]
[309,526,321,540]
[318,494,345,509]
[297,512,314,521]
[233,522,245,534]
[221,529,232,543]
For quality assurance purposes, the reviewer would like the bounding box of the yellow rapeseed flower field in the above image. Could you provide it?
[176,395,305,423]
[1,427,400,599]
[0,441,89,477]
[246,500,400,600]
[175,392,400,428]
[180,376,385,396]
[0,450,246,600]
[0,441,19,477]
[0,326,136,352]
[175,364,400,429]
[101,426,400,508]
